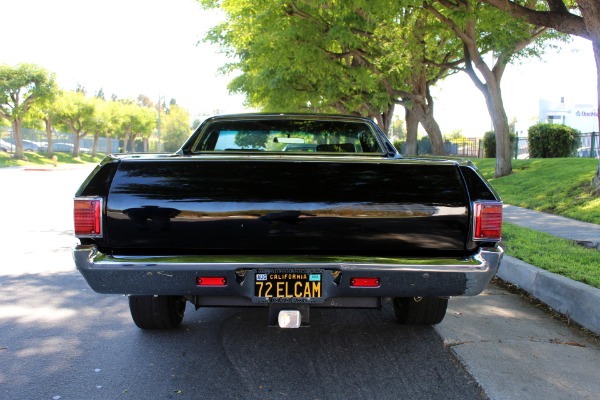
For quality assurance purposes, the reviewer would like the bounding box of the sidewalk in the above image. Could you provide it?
[503,205,600,250]
[499,205,600,335]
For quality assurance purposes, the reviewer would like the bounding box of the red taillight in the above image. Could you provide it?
[197,277,227,286]
[350,277,380,287]
[74,198,102,237]
[474,201,502,240]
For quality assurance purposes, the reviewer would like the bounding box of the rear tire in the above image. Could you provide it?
[129,295,186,330]
[393,297,448,325]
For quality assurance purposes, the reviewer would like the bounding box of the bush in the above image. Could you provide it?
[483,131,517,158]
[483,131,495,158]
[528,123,579,158]
[393,138,431,154]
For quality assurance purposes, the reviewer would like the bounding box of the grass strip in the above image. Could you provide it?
[474,158,600,224]
[501,223,600,289]
[0,151,105,167]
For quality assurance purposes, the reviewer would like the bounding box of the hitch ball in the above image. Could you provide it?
[278,310,302,329]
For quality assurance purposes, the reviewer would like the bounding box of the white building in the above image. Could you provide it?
[539,97,598,133]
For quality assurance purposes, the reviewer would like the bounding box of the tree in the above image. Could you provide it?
[88,97,109,157]
[162,104,191,152]
[102,100,125,154]
[479,0,600,188]
[119,102,139,153]
[202,0,461,155]
[54,91,96,157]
[389,9,463,155]
[422,0,561,177]
[25,89,61,159]
[118,102,157,153]
[0,64,57,159]
[136,106,158,152]
[95,88,105,100]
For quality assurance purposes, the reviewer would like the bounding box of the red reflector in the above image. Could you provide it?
[197,277,227,286]
[474,202,502,240]
[74,198,102,237]
[350,277,380,287]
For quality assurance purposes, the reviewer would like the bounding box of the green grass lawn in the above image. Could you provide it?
[474,158,600,289]
[502,223,600,289]
[0,151,105,167]
[474,158,600,224]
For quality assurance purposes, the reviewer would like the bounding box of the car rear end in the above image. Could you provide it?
[73,114,503,328]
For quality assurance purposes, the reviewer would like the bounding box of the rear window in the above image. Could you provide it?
[190,119,385,154]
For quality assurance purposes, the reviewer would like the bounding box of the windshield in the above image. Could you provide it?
[190,119,385,154]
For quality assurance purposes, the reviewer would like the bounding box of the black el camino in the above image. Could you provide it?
[73,113,503,329]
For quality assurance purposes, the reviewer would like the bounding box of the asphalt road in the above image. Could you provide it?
[0,165,485,400]
[3,165,599,400]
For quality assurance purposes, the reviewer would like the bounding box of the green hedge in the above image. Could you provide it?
[483,131,516,158]
[528,123,579,158]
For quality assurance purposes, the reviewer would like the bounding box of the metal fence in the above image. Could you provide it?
[3,125,599,159]
[1,126,120,153]
[514,132,599,159]
[396,138,484,158]
[397,132,599,159]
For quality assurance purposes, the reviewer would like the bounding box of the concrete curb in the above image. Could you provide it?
[498,256,600,336]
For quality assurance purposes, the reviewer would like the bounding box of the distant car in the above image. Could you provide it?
[577,147,600,159]
[25,140,45,151]
[52,143,90,153]
[2,138,45,151]
[0,139,12,152]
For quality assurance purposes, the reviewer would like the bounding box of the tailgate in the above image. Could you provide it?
[105,158,470,256]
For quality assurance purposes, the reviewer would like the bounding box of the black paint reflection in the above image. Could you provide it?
[123,206,180,231]
[106,158,471,255]
[109,159,467,206]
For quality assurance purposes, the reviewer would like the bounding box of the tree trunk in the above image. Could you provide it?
[367,103,395,135]
[404,107,419,155]
[591,39,600,192]
[143,137,149,153]
[106,134,113,154]
[381,104,395,137]
[44,117,53,159]
[414,102,446,155]
[12,119,24,160]
[122,131,130,153]
[410,57,446,156]
[130,134,136,153]
[73,132,82,158]
[485,81,512,177]
[92,131,100,157]
[582,3,600,192]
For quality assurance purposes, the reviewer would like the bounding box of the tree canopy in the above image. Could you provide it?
[479,0,600,185]
[201,0,563,171]
[0,63,57,159]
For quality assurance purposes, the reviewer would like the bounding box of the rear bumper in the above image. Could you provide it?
[73,245,503,300]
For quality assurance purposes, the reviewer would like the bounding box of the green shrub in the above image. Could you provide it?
[483,131,516,158]
[528,123,579,158]
[483,131,495,158]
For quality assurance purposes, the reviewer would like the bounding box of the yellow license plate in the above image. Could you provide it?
[254,270,322,300]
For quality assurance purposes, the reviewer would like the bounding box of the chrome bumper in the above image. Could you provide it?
[73,245,503,299]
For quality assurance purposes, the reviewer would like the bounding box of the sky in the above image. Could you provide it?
[2,0,598,136]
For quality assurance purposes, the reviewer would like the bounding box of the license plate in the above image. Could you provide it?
[254,269,322,302]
